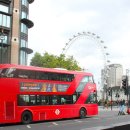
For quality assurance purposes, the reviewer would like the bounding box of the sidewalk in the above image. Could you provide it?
[99,106,119,111]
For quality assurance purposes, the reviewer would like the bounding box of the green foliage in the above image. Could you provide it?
[30,52,82,71]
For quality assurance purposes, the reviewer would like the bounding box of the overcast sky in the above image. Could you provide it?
[28,0,130,87]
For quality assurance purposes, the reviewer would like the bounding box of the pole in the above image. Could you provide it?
[126,69,130,113]
[111,88,112,110]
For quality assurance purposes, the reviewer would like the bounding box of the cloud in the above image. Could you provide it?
[28,0,130,84]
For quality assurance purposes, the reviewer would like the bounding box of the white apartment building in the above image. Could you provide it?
[100,64,128,101]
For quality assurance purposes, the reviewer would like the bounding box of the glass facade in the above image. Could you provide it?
[0,0,34,65]
[20,0,30,65]
[0,2,10,64]
[0,4,9,13]
[21,23,28,34]
[0,14,11,28]
[0,34,9,63]
[20,39,27,65]
[22,0,28,6]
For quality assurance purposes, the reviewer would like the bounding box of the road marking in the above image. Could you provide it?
[74,119,82,123]
[27,125,31,128]
[92,117,100,119]
[81,126,103,130]
[52,122,59,125]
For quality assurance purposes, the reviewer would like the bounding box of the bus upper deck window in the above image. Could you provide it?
[0,68,8,77]
[0,69,3,77]
[0,68,16,78]
[6,68,17,78]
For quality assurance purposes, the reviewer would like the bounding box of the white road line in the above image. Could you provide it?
[92,117,100,119]
[81,126,103,130]
[74,119,82,123]
[27,125,31,129]
[52,122,59,125]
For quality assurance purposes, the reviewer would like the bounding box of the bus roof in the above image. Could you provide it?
[0,64,93,76]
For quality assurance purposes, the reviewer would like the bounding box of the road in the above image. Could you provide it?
[1,107,130,130]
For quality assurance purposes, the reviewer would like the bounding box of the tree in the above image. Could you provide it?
[30,52,82,71]
[30,52,43,66]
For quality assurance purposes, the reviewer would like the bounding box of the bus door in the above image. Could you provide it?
[4,100,15,120]
[0,98,3,121]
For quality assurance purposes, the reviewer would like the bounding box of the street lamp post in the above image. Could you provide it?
[110,87,113,110]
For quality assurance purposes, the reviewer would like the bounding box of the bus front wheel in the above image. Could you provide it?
[21,111,33,124]
[79,108,86,119]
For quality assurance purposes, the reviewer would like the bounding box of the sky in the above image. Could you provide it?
[28,0,130,88]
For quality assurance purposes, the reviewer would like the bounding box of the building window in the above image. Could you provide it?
[0,33,10,64]
[21,11,28,19]
[0,46,10,64]
[21,23,28,34]
[0,4,9,13]
[0,35,8,44]
[21,39,27,47]
[20,50,27,65]
[21,0,29,7]
[0,14,11,28]
[20,39,27,65]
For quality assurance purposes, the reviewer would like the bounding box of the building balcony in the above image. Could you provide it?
[20,47,33,54]
[28,0,34,4]
[0,43,10,47]
[21,18,34,28]
[0,0,11,4]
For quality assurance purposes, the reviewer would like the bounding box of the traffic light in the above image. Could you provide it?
[122,78,128,95]
[115,93,120,98]
[108,89,111,96]
[122,78,127,89]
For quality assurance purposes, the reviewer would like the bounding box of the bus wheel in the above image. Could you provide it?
[79,108,86,119]
[21,111,32,124]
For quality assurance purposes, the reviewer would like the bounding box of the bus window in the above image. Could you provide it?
[0,69,4,77]
[29,71,36,79]
[0,69,2,74]
[17,69,28,78]
[73,95,77,103]
[36,71,48,80]
[60,96,72,104]
[0,68,16,78]
[18,95,29,106]
[30,95,36,105]
[88,76,94,83]
[86,92,97,104]
[76,76,89,92]
[61,97,66,104]
[6,68,17,78]
[35,71,74,82]
[36,95,41,105]
[52,96,59,105]
[41,95,49,105]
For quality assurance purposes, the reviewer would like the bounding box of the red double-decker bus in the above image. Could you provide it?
[0,64,98,124]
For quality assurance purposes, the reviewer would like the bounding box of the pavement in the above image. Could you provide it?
[98,106,119,111]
